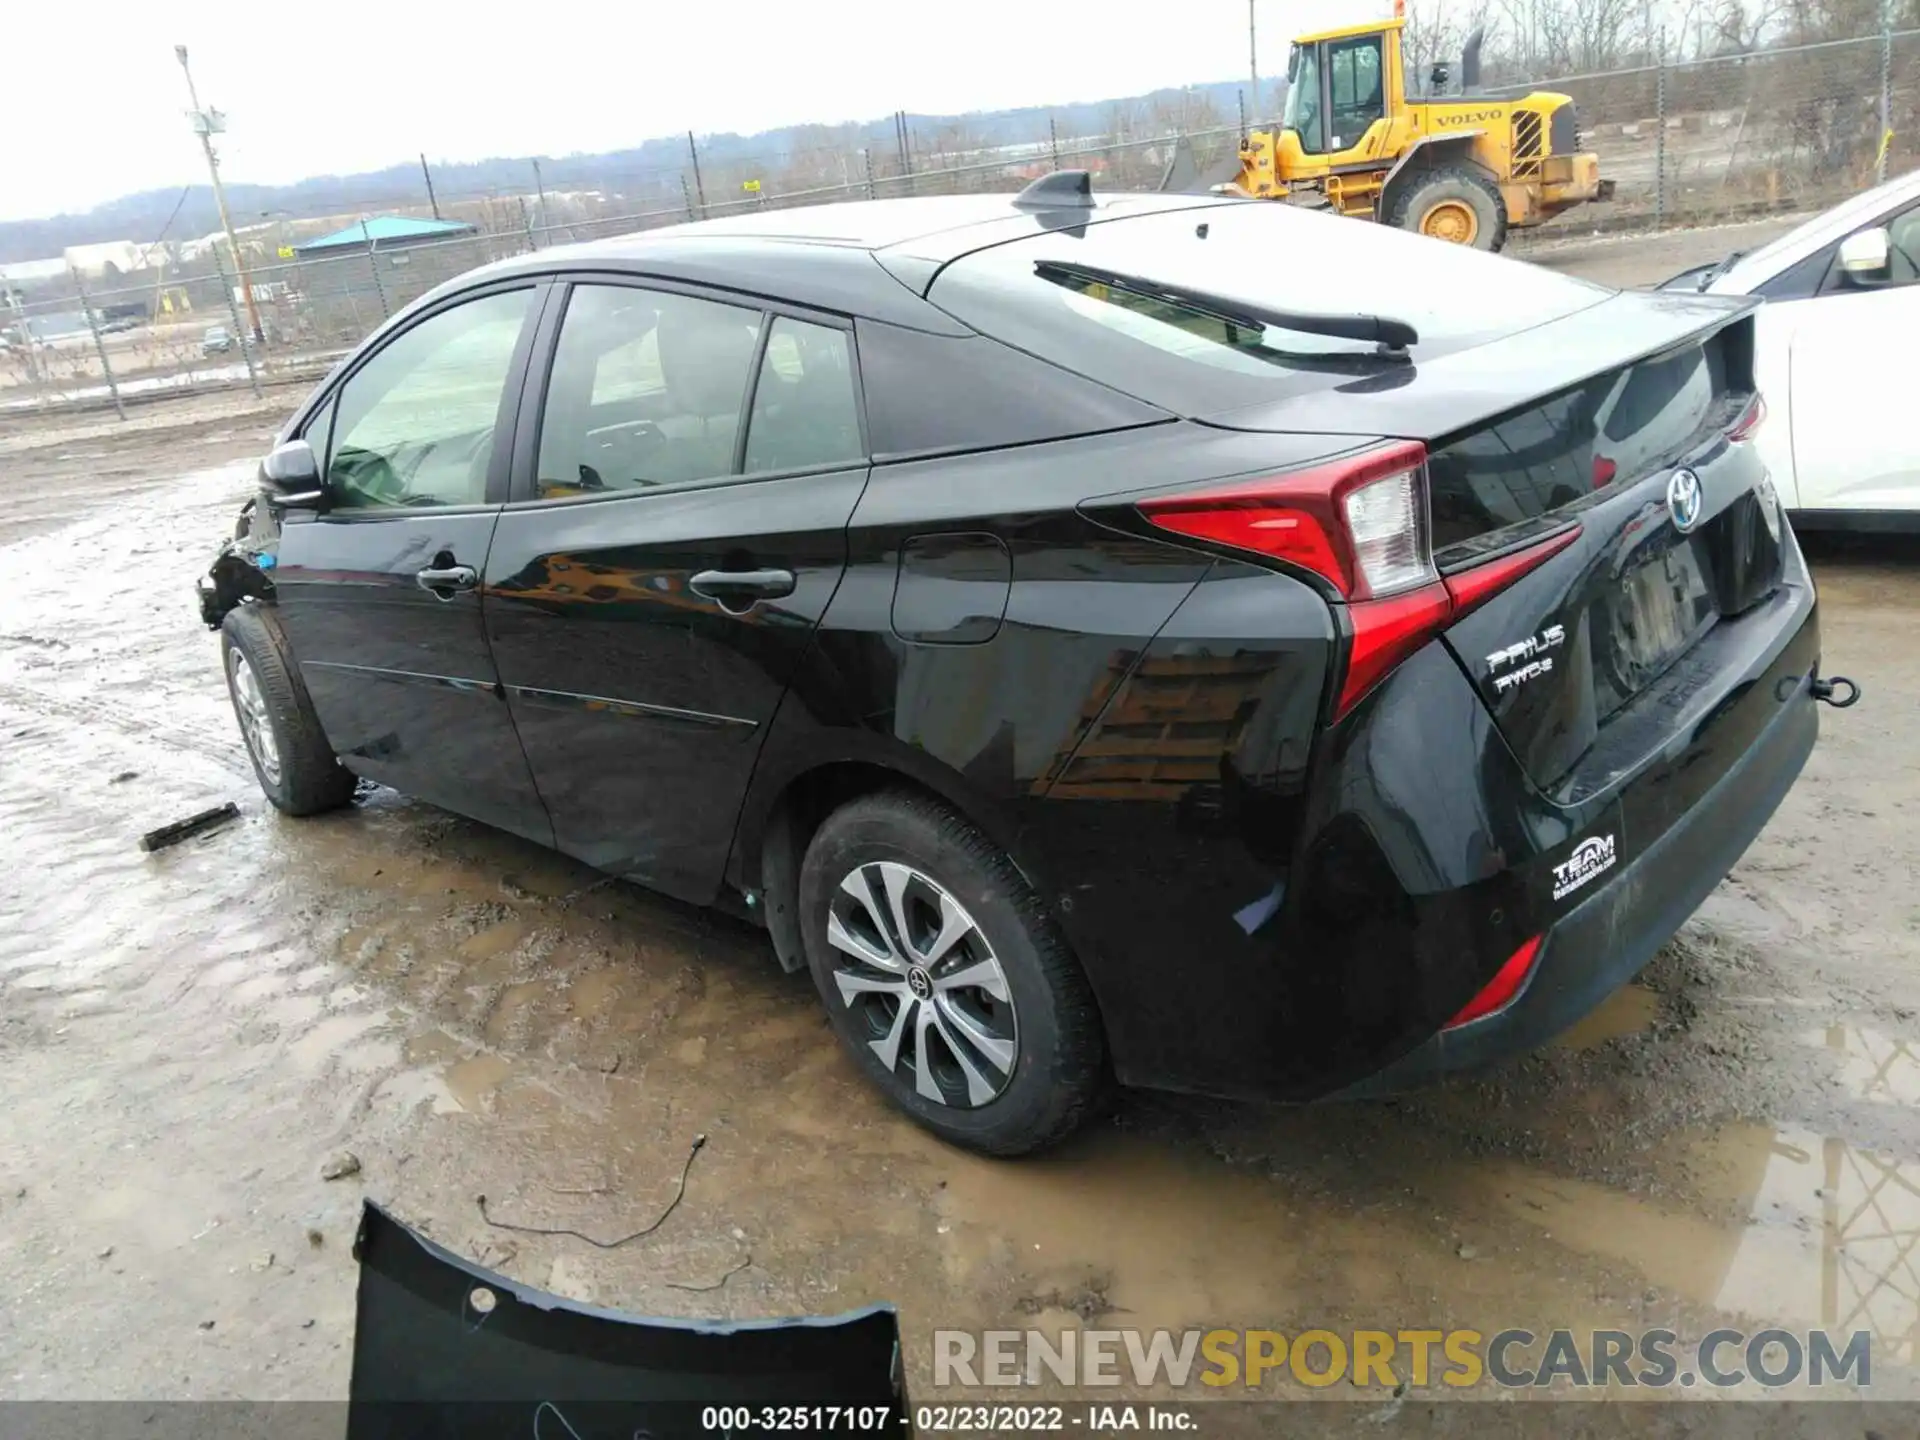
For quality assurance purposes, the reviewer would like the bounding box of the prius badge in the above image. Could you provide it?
[1667,467,1704,533]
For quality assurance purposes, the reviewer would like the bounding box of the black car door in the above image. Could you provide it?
[272,281,556,845]
[484,279,868,904]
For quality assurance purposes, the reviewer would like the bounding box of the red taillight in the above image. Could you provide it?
[1339,582,1452,718]
[1138,448,1581,720]
[1441,526,1583,619]
[1444,935,1544,1028]
[1727,393,1766,443]
[1591,455,1617,490]
[1138,441,1432,601]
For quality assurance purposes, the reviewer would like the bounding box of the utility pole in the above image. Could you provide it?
[70,266,125,421]
[420,153,442,219]
[1248,0,1259,127]
[686,132,708,219]
[531,157,550,235]
[174,45,264,347]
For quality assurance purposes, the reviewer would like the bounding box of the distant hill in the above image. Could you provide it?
[0,78,1273,263]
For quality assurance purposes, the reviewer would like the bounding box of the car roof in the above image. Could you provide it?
[1714,164,1920,293]
[450,191,1243,329]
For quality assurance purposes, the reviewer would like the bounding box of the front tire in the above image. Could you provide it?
[798,791,1105,1155]
[219,603,355,816]
[1390,167,1508,252]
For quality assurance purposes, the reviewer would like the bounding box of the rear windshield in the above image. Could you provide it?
[928,203,1611,414]
[1428,335,1733,554]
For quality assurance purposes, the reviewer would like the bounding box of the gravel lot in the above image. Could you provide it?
[2,221,1916,1428]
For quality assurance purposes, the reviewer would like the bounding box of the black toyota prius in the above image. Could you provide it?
[196,178,1854,1155]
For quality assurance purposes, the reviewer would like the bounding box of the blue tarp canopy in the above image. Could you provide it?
[295,215,476,255]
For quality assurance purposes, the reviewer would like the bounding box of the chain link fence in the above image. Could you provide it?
[0,126,1244,423]
[4,28,1914,423]
[1497,28,1920,227]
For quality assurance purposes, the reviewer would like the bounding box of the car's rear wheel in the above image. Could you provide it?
[797,791,1105,1155]
[219,603,356,816]
[1391,167,1508,252]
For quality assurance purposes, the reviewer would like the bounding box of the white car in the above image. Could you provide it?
[1662,166,1920,531]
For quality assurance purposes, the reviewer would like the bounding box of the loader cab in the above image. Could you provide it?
[1278,18,1406,168]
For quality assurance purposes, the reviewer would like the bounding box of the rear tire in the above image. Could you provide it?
[1390,167,1508,252]
[219,603,355,816]
[798,790,1105,1156]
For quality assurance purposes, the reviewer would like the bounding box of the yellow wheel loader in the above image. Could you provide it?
[1216,16,1611,251]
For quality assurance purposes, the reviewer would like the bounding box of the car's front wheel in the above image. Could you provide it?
[797,791,1105,1155]
[219,603,356,816]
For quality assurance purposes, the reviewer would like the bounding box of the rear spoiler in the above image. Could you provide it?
[1197,289,1758,443]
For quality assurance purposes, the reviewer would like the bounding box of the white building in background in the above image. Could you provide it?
[63,241,152,278]
[0,257,69,290]
[1,243,162,291]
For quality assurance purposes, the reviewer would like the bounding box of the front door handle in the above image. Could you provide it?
[416,564,478,598]
[689,568,796,610]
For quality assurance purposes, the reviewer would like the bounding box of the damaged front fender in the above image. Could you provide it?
[196,498,279,630]
[348,1201,907,1438]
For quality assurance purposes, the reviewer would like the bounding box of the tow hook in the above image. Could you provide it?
[1811,674,1861,708]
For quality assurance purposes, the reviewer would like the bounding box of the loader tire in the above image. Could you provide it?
[1391,168,1508,252]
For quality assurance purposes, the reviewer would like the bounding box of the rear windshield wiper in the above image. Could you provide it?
[1698,250,1747,290]
[1033,259,1420,357]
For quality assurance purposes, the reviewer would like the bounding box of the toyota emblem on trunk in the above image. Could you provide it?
[1667,468,1704,533]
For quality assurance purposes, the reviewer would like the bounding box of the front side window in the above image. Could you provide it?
[536,284,763,498]
[1282,44,1325,154]
[326,289,532,510]
[743,318,863,473]
[1327,36,1385,149]
[302,395,337,474]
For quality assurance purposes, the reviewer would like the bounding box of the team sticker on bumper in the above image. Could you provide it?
[1552,833,1618,900]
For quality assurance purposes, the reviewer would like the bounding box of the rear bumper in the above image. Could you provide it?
[1334,666,1817,1098]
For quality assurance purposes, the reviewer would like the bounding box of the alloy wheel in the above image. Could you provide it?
[826,860,1018,1108]
[229,647,282,785]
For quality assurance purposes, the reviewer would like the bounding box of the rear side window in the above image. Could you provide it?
[535,284,761,498]
[743,318,862,473]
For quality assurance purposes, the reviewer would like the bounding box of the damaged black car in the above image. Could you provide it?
[199,181,1853,1155]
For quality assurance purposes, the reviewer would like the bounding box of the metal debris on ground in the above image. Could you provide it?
[477,1133,707,1249]
[138,802,240,852]
[665,1249,752,1292]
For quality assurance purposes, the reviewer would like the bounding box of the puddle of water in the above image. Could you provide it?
[377,1031,516,1115]
[458,919,529,963]
[284,1010,395,1075]
[484,980,549,1045]
[443,1053,515,1113]
[1556,984,1659,1050]
[1458,1122,1920,1364]
[569,966,623,1019]
[941,1131,1436,1333]
[1810,1022,1920,1107]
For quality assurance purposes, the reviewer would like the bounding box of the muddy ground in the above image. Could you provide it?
[2,224,1917,1427]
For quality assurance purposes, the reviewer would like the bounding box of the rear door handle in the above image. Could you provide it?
[689,568,796,609]
[416,564,478,597]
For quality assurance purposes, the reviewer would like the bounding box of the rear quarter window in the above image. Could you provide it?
[854,320,1166,460]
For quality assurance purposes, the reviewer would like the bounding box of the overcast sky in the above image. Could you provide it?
[1,0,1365,223]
